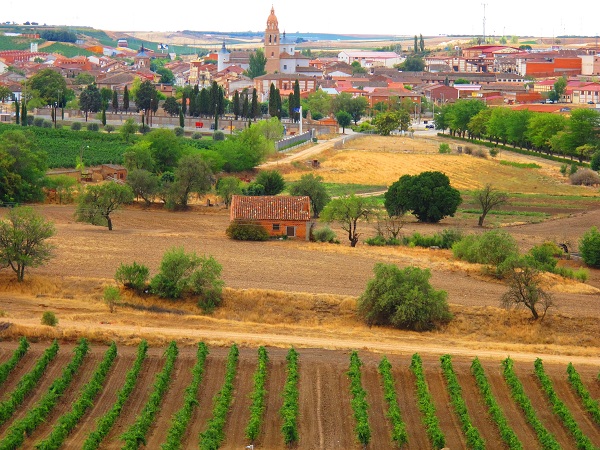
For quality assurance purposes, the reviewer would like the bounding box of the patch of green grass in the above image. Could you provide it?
[499,160,541,169]
[460,209,549,218]
[322,183,387,197]
[42,42,97,57]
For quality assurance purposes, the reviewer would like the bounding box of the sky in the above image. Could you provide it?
[2,0,598,38]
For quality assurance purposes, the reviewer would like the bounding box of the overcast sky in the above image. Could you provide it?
[3,0,598,38]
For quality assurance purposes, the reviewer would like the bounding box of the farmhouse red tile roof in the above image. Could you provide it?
[230,196,311,221]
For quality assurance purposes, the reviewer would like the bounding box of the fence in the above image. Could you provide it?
[275,130,314,152]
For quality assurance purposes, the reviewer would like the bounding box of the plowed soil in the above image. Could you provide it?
[2,342,599,449]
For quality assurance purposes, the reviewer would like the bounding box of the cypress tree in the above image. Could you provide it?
[293,80,301,122]
[268,83,277,117]
[21,101,27,126]
[14,99,19,124]
[251,88,258,120]
[179,109,184,128]
[123,86,129,112]
[275,88,282,119]
[414,35,418,53]
[181,92,187,115]
[101,108,106,126]
[112,89,118,112]
[233,90,240,119]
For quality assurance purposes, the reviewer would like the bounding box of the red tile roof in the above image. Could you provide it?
[230,196,311,221]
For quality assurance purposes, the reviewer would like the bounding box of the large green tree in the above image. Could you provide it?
[143,128,183,172]
[288,173,331,218]
[303,89,332,120]
[0,130,47,204]
[525,112,567,152]
[385,171,461,223]
[321,195,378,247]
[170,154,213,209]
[400,55,425,71]
[254,170,285,195]
[246,49,267,79]
[79,83,102,122]
[75,183,134,230]
[27,68,68,106]
[134,79,157,123]
[336,110,352,134]
[0,207,55,282]
[372,111,400,136]
[162,96,180,117]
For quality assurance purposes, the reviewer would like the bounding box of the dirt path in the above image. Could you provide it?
[259,134,347,168]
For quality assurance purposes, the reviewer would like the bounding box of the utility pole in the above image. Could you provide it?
[482,3,487,44]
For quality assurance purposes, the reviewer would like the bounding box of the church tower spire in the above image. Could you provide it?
[265,6,280,73]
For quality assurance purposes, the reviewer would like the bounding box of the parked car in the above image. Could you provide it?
[425,124,435,129]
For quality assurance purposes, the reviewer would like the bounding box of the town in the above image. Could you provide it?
[1,6,600,450]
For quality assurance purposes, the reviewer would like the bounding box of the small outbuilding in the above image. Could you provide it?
[229,195,312,240]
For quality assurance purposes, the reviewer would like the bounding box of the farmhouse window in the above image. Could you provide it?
[286,226,296,237]
[272,223,280,231]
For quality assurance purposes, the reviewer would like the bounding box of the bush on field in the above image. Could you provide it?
[150,247,224,310]
[41,311,58,326]
[33,117,45,127]
[312,226,337,243]
[115,261,150,292]
[42,120,53,128]
[104,124,115,133]
[570,168,600,186]
[474,148,487,158]
[139,124,150,134]
[579,226,600,267]
[358,263,452,331]
[87,122,99,132]
[174,127,184,137]
[192,132,203,140]
[438,143,451,154]
[591,150,600,171]
[103,285,121,313]
[226,220,269,241]
[71,122,82,131]
[452,230,518,267]
[213,130,225,141]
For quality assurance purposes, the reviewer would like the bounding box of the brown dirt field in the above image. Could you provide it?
[256,353,285,449]
[543,364,600,447]
[180,349,228,448]
[478,358,540,449]
[512,361,576,448]
[2,342,600,449]
[101,346,166,449]
[143,354,195,448]
[0,346,71,437]
[221,348,257,449]
[63,350,135,447]
[21,349,104,447]
[0,345,44,401]
[388,359,429,450]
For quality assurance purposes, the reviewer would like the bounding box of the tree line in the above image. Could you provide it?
[435,99,600,163]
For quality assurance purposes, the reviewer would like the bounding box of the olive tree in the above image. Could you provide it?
[289,173,331,218]
[0,207,55,281]
[75,183,134,230]
[500,258,553,320]
[473,184,509,227]
[320,195,378,247]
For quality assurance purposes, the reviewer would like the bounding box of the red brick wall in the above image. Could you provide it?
[260,220,309,240]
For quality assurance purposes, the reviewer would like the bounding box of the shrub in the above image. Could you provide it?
[71,122,82,131]
[358,263,452,331]
[579,226,600,267]
[464,146,473,155]
[452,230,518,267]
[104,124,115,133]
[174,127,184,137]
[489,147,499,158]
[41,311,58,326]
[150,247,224,306]
[570,168,600,186]
[213,130,225,141]
[474,148,487,158]
[591,150,600,171]
[103,286,121,313]
[192,132,203,139]
[139,124,150,134]
[559,164,568,176]
[115,262,150,292]
[226,221,269,241]
[526,242,561,272]
[87,122,100,132]
[438,143,451,154]
[365,234,387,246]
[569,163,578,175]
[33,117,45,127]
[312,226,337,243]
[42,120,53,128]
